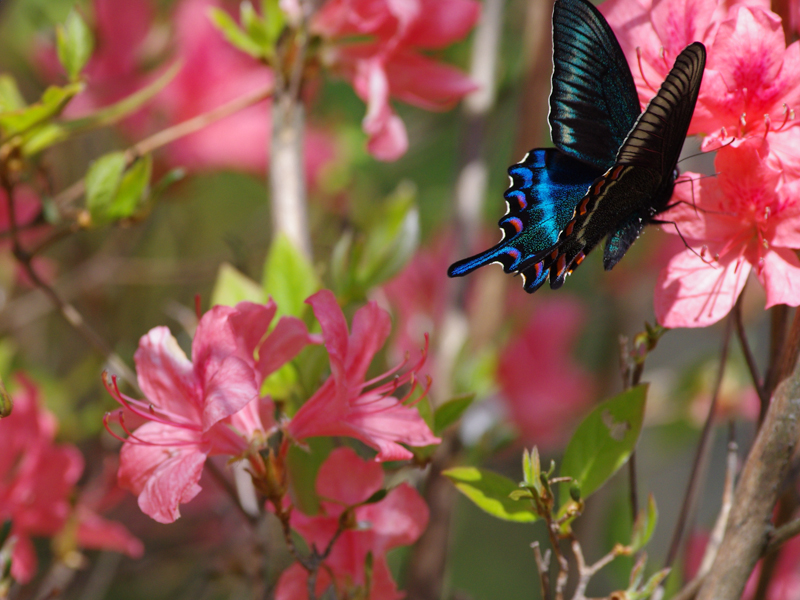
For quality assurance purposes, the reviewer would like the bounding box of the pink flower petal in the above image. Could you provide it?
[10,534,37,584]
[257,316,317,380]
[359,483,429,550]
[134,327,201,422]
[384,51,478,110]
[307,290,350,382]
[403,0,480,48]
[201,355,259,430]
[75,507,145,558]
[345,301,392,386]
[757,248,800,308]
[655,250,751,328]
[316,447,384,506]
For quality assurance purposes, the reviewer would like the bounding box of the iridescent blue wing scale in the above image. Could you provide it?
[447,149,601,291]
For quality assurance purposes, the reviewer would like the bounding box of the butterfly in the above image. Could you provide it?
[447,0,706,293]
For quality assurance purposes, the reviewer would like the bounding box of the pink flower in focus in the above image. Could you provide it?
[311,0,480,160]
[107,300,315,523]
[497,298,594,449]
[601,0,800,149]
[275,447,428,600]
[655,138,800,328]
[0,376,83,583]
[287,289,439,461]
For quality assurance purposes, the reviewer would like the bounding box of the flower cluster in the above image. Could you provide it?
[105,291,436,523]
[275,447,429,600]
[0,375,142,583]
[602,0,800,327]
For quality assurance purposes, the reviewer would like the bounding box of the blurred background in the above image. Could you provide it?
[0,0,781,598]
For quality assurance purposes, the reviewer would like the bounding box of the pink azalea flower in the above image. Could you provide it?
[0,375,83,583]
[106,300,315,523]
[310,0,480,160]
[286,289,439,461]
[275,447,428,599]
[601,0,799,149]
[496,298,595,449]
[655,138,800,328]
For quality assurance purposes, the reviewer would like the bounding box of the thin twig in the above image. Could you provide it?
[765,517,800,555]
[1,176,137,387]
[732,296,769,419]
[51,84,274,214]
[665,314,734,569]
[532,542,551,600]
[764,305,790,395]
[571,540,620,600]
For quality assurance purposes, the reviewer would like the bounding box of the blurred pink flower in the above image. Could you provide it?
[310,0,480,160]
[0,375,83,583]
[275,447,427,600]
[686,531,800,599]
[497,298,594,449]
[107,300,315,523]
[287,289,439,461]
[655,138,800,328]
[60,0,155,123]
[381,234,452,378]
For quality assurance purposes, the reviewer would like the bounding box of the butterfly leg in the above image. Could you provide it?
[650,218,716,266]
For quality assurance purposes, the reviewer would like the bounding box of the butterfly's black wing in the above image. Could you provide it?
[537,42,706,288]
[550,0,641,169]
[447,149,602,291]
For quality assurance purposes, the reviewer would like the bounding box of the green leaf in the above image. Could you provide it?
[56,10,94,81]
[263,233,320,319]
[84,151,126,220]
[0,75,26,112]
[444,467,538,523]
[210,262,264,307]
[362,489,388,505]
[355,183,419,288]
[208,7,265,59]
[0,83,82,138]
[631,493,658,552]
[21,123,67,156]
[560,384,647,504]
[240,2,270,48]
[109,154,152,219]
[63,62,181,134]
[261,0,286,44]
[433,394,474,434]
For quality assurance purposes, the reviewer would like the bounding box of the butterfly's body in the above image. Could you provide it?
[447,0,706,292]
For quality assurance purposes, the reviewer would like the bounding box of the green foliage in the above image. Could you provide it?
[209,0,285,61]
[210,263,264,307]
[444,467,538,523]
[56,10,93,81]
[0,76,25,113]
[434,394,475,434]
[0,83,82,139]
[85,153,153,223]
[630,493,658,553]
[263,233,321,319]
[286,437,334,515]
[560,384,647,505]
[332,182,420,300]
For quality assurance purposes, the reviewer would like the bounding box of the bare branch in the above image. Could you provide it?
[695,315,800,600]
